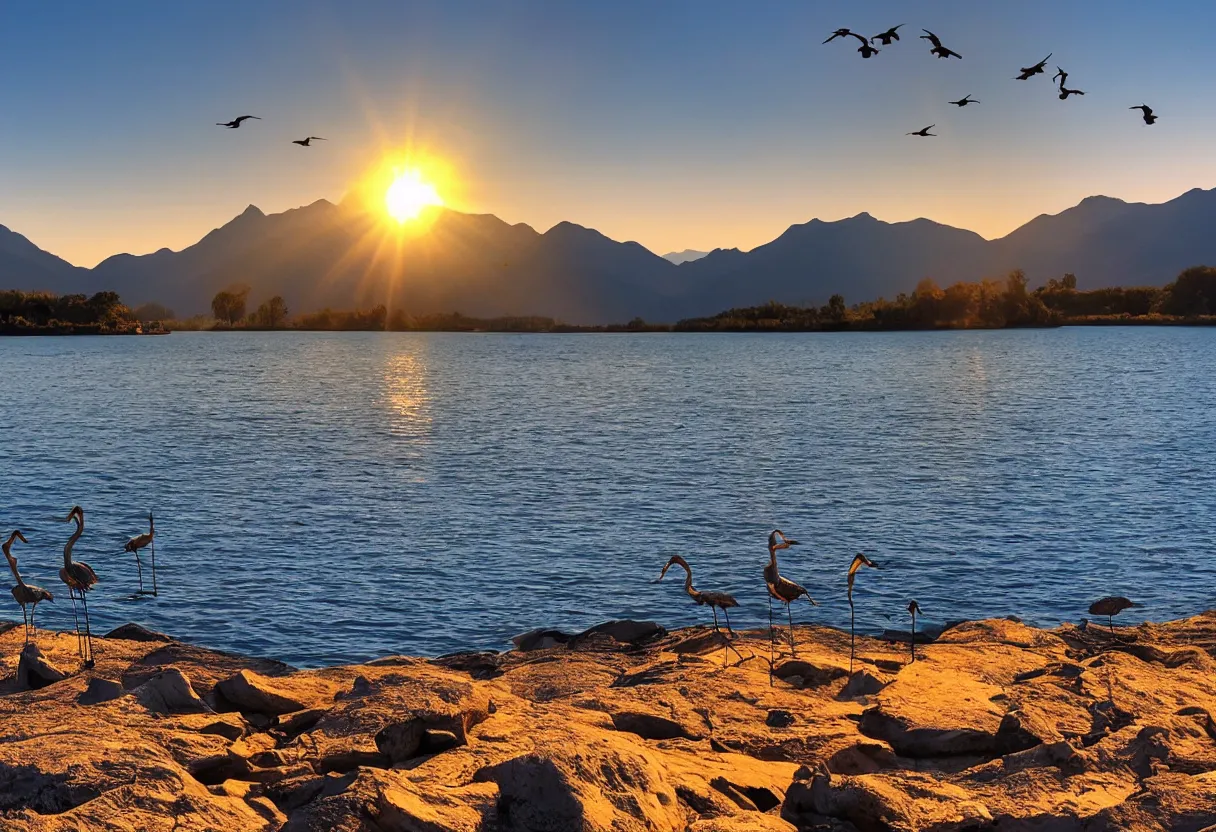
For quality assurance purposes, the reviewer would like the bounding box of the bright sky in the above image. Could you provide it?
[2,1,1214,267]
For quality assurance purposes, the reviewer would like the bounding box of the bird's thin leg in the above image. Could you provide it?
[712,608,727,667]
[911,613,916,663]
[850,602,856,674]
[1109,615,1115,639]
[787,602,798,655]
[135,552,144,594]
[80,590,94,667]
[768,595,775,686]
[150,538,158,597]
[723,608,735,638]
[69,588,82,657]
[21,605,29,644]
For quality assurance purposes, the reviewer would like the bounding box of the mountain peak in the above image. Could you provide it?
[240,204,265,219]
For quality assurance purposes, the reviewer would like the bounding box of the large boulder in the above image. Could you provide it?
[133,668,210,714]
[16,643,69,690]
[217,669,311,715]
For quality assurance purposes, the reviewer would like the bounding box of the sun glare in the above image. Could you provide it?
[385,168,444,223]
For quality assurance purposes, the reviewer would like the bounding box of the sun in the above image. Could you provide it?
[385,168,444,223]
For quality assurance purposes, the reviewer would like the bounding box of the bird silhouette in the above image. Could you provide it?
[292,136,326,147]
[846,553,880,672]
[1015,54,1052,80]
[763,530,817,674]
[948,95,980,107]
[123,512,156,595]
[1058,85,1085,100]
[920,30,962,59]
[871,25,903,46]
[1088,596,1141,637]
[5,531,54,644]
[823,29,856,43]
[852,34,881,59]
[907,600,923,663]
[217,115,261,129]
[907,125,936,137]
[658,555,744,665]
[59,506,99,667]
[1130,105,1158,125]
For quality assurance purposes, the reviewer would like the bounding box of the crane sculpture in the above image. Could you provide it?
[123,512,157,595]
[59,506,99,667]
[658,555,745,666]
[5,530,54,643]
[847,553,880,672]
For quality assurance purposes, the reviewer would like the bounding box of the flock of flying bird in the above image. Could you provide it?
[216,114,325,147]
[6,514,1141,677]
[822,24,1159,138]
[4,508,156,668]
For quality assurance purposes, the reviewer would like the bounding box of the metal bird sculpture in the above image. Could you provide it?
[59,506,99,667]
[1130,105,1157,125]
[123,512,156,595]
[1016,54,1052,80]
[763,530,817,680]
[920,30,962,59]
[872,25,903,46]
[1088,596,1141,637]
[847,553,880,672]
[658,555,744,665]
[217,115,261,129]
[907,600,922,663]
[5,531,54,644]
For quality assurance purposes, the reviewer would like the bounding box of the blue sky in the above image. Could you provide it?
[1,1,1214,265]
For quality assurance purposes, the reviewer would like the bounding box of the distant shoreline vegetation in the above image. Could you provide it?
[4,267,1216,335]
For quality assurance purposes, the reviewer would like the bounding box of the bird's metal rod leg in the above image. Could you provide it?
[150,539,157,597]
[850,602,856,674]
[723,608,736,638]
[712,608,727,667]
[768,595,775,686]
[787,602,797,656]
[135,552,144,593]
[1109,615,1114,638]
[21,605,29,643]
[719,609,746,663]
[911,613,916,663]
[80,590,94,667]
[69,588,82,657]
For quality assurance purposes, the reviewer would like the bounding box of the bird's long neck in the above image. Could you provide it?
[64,516,83,567]
[768,546,779,570]
[678,561,695,597]
[149,515,155,536]
[3,536,23,585]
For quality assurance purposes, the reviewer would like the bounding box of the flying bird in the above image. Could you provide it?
[907,125,936,137]
[216,115,261,129]
[871,25,903,46]
[920,30,962,59]
[948,95,980,107]
[1058,85,1085,100]
[1015,54,1052,80]
[1130,104,1158,125]
[823,28,856,44]
[5,531,54,644]
[292,136,327,147]
[658,555,744,665]
[846,553,880,672]
[123,512,156,595]
[852,35,881,59]
[1088,596,1141,637]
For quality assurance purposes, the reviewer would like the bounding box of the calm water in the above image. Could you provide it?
[1,329,1214,666]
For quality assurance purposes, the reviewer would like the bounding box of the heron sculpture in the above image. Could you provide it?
[5,530,54,643]
[59,506,99,667]
[123,512,157,595]
[846,553,880,672]
[658,555,745,665]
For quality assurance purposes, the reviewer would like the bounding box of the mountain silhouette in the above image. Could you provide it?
[6,187,1216,323]
[662,249,710,265]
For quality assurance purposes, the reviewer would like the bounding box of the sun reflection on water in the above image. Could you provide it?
[383,348,433,441]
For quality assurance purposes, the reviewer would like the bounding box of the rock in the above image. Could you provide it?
[420,729,461,754]
[17,642,69,689]
[133,668,210,713]
[837,670,892,700]
[375,718,425,763]
[430,650,504,680]
[772,659,848,689]
[577,619,665,645]
[78,676,125,705]
[689,818,797,832]
[611,711,703,741]
[766,709,796,728]
[199,717,247,740]
[217,668,310,715]
[375,779,496,831]
[104,622,174,642]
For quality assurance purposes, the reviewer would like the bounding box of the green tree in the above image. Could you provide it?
[252,296,289,328]
[1160,266,1216,316]
[211,286,250,325]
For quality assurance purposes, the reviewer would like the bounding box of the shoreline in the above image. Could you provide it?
[4,612,1216,830]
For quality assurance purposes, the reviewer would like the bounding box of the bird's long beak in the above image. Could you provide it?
[787,540,800,546]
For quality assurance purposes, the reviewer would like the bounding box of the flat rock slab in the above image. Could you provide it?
[217,669,312,715]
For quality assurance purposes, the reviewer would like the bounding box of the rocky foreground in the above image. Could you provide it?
[4,614,1216,832]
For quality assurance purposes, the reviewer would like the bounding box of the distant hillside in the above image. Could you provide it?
[7,186,1216,324]
[662,249,709,265]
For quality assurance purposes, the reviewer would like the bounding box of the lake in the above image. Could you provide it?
[1,328,1214,667]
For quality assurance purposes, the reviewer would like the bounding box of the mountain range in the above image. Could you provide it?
[4,187,1216,324]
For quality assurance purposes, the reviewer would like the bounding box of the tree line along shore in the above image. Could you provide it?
[3,265,1216,335]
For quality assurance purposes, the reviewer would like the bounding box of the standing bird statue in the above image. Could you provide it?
[216,115,261,129]
[658,555,744,665]
[871,25,904,46]
[123,512,157,596]
[907,125,937,137]
[846,553,880,672]
[1015,54,1052,80]
[59,506,99,668]
[907,600,923,663]
[763,530,818,673]
[1130,105,1158,125]
[292,136,326,147]
[920,30,962,59]
[1088,596,1141,638]
[5,531,54,643]
[948,95,980,107]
